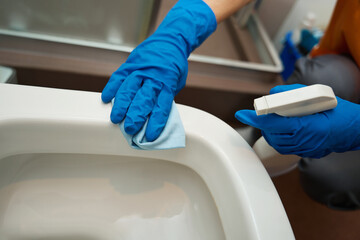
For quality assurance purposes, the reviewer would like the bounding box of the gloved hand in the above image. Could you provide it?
[235,84,360,158]
[101,0,217,141]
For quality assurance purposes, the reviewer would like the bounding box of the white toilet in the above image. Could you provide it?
[0,83,294,240]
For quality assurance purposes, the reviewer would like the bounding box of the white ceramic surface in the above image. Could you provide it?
[0,154,225,240]
[0,83,294,240]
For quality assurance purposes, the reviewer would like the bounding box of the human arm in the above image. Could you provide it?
[101,0,252,141]
[204,0,252,22]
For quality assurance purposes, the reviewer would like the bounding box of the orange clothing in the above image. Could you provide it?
[310,0,360,67]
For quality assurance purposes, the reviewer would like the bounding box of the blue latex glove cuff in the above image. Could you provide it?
[235,84,360,158]
[102,0,217,142]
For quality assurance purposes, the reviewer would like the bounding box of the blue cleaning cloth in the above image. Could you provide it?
[112,100,185,150]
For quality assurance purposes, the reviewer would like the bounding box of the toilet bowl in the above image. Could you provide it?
[0,83,294,240]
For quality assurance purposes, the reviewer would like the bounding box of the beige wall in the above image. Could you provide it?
[257,0,297,38]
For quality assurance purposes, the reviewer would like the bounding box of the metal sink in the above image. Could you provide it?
[0,0,282,94]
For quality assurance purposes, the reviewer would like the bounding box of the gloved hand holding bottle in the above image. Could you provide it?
[101,0,217,141]
[235,84,360,158]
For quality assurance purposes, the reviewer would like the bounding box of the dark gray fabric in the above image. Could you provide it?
[288,54,360,210]
[287,54,360,103]
[299,151,360,210]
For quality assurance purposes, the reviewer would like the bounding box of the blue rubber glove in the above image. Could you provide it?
[235,84,360,158]
[101,0,217,141]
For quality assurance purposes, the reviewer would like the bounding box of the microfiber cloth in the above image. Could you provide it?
[112,100,185,150]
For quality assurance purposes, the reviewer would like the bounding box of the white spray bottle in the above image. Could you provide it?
[252,84,337,177]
